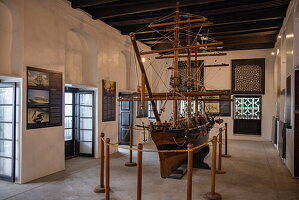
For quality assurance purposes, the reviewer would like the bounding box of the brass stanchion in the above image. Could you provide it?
[105,138,110,200]
[222,123,231,158]
[216,128,226,174]
[125,126,137,167]
[187,143,194,200]
[137,143,143,200]
[94,133,105,193]
[204,136,222,200]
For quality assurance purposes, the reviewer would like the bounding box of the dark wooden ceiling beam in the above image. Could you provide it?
[222,43,275,51]
[108,5,287,27]
[134,27,280,40]
[140,30,279,42]
[71,0,120,8]
[91,0,227,19]
[121,18,283,35]
[146,35,276,48]
[151,41,275,51]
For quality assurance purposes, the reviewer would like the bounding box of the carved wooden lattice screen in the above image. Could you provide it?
[234,97,261,120]
[232,58,265,94]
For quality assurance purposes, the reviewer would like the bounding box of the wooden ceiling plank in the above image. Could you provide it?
[93,0,288,20]
[123,18,283,35]
[71,0,120,8]
[91,0,227,19]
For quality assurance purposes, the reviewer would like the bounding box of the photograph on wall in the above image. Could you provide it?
[204,96,220,115]
[27,107,50,125]
[27,89,49,106]
[27,67,63,129]
[204,90,231,116]
[28,69,50,88]
[102,80,116,122]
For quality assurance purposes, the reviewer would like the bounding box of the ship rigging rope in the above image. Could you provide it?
[134,11,175,34]
[101,137,213,153]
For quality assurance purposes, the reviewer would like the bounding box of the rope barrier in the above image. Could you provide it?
[98,123,229,200]
[101,137,213,153]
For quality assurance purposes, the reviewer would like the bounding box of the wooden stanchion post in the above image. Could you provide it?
[222,123,231,158]
[137,143,143,200]
[204,136,221,200]
[217,129,226,174]
[94,132,105,193]
[125,126,137,167]
[105,138,110,200]
[187,143,194,200]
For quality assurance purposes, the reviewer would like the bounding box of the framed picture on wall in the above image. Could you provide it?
[232,58,265,94]
[204,96,220,115]
[204,90,231,116]
[102,80,116,122]
[27,67,63,129]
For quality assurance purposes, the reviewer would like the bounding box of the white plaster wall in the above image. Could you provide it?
[153,49,275,142]
[0,0,155,183]
[206,49,275,142]
[272,0,299,176]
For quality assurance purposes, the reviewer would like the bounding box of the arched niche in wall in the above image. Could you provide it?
[0,1,12,75]
[120,49,132,91]
[0,0,22,76]
[65,29,97,86]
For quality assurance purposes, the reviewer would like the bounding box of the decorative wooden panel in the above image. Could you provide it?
[232,59,265,94]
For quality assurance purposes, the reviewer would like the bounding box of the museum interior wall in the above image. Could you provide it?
[272,0,299,176]
[0,0,297,183]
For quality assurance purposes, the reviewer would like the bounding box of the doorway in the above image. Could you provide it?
[0,82,16,182]
[233,96,262,135]
[118,92,133,145]
[64,87,95,158]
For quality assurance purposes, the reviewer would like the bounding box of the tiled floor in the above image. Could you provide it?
[1,140,299,200]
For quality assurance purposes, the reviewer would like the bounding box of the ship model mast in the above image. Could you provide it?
[121,1,232,178]
[121,2,231,129]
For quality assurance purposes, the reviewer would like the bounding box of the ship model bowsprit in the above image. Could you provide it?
[118,2,232,178]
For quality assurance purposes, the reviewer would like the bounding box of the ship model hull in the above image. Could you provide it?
[150,120,215,178]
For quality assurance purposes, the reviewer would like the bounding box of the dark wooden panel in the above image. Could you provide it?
[121,101,130,111]
[121,112,131,126]
[234,119,261,135]
[120,128,130,145]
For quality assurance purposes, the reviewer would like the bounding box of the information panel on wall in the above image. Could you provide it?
[102,80,116,122]
[27,67,63,129]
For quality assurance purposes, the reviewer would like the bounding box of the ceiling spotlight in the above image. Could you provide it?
[278,35,282,39]
[271,52,275,55]
[142,57,146,63]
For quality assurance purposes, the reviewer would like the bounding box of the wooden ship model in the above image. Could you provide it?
[119,2,232,178]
